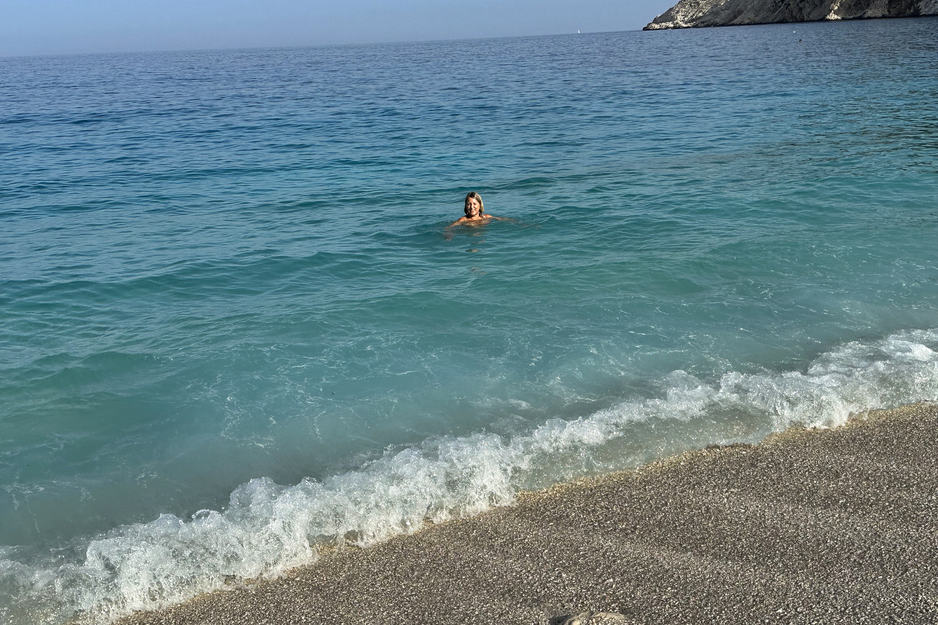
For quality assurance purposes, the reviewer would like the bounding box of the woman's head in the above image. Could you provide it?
[464,192,484,217]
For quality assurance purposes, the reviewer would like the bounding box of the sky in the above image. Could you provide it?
[0,0,676,57]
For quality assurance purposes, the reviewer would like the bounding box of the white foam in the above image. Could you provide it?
[3,328,937,625]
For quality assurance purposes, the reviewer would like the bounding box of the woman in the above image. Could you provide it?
[450,192,504,226]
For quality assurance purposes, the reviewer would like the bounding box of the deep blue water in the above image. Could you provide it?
[2,17,937,624]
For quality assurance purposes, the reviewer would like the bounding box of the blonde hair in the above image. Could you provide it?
[464,192,484,216]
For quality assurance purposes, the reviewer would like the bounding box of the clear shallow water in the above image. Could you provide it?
[2,17,938,624]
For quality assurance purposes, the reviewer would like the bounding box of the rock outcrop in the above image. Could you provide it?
[644,0,938,29]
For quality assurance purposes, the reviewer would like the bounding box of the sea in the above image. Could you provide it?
[1,16,937,625]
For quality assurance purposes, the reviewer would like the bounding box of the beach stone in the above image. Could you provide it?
[559,611,632,625]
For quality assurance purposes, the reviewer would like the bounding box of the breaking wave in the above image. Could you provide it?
[2,328,937,625]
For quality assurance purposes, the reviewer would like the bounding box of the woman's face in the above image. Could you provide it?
[465,197,482,217]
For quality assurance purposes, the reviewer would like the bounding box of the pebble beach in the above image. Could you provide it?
[119,402,938,625]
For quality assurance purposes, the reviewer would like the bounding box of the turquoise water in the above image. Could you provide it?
[2,17,938,624]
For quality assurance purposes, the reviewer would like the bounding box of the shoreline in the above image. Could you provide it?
[120,402,938,624]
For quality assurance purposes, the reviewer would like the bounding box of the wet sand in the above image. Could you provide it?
[120,402,938,625]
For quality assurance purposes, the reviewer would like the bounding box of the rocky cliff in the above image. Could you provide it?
[644,0,938,29]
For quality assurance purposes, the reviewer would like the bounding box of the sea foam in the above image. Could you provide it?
[2,328,936,625]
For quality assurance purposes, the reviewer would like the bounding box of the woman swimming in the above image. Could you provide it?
[449,192,505,226]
